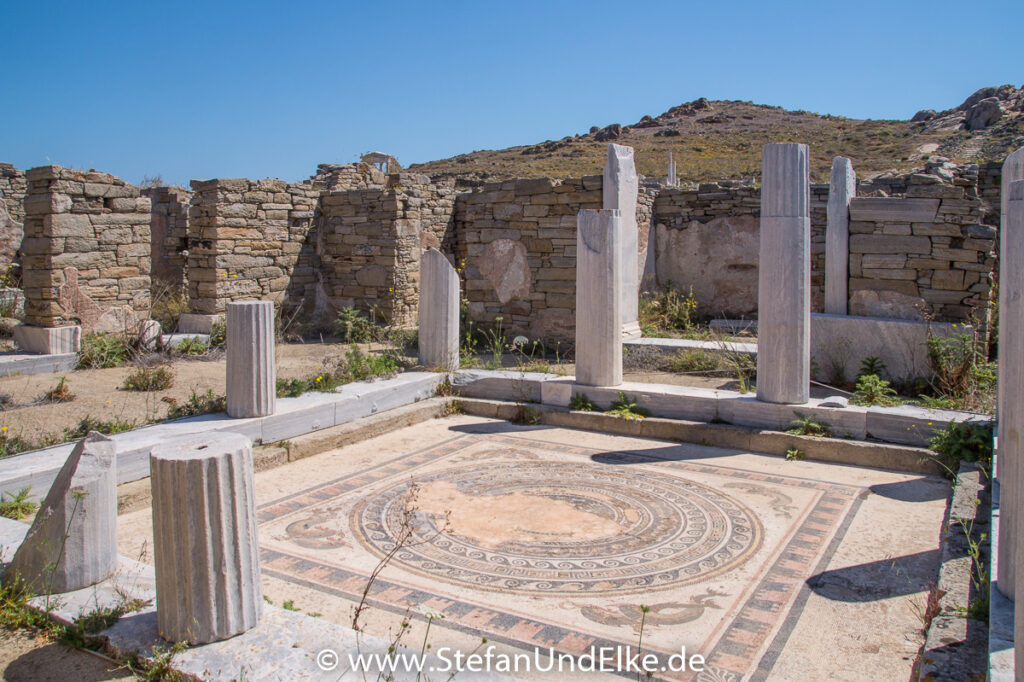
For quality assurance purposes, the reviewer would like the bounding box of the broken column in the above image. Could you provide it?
[575,209,622,386]
[150,432,262,644]
[825,156,856,315]
[418,248,459,370]
[603,144,641,339]
[756,143,811,405]
[226,300,275,418]
[4,433,117,593]
[998,149,1024,601]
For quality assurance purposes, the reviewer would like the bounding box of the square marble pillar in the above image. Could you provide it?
[603,144,641,340]
[418,248,460,370]
[997,149,1024,601]
[575,209,622,387]
[825,156,855,315]
[756,143,811,405]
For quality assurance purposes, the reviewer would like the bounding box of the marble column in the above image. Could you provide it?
[575,209,622,387]
[756,143,811,405]
[603,144,641,339]
[418,248,460,370]
[1005,181,1024,680]
[998,149,1024,600]
[825,156,856,315]
[4,433,116,593]
[151,432,262,644]
[226,301,276,418]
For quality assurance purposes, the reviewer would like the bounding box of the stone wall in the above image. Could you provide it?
[650,181,830,317]
[317,174,456,326]
[0,163,26,223]
[145,186,192,292]
[186,178,320,315]
[21,166,151,331]
[310,163,387,191]
[450,176,604,340]
[847,172,994,321]
[650,164,994,323]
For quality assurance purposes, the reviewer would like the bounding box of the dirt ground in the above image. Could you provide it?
[0,341,397,444]
[0,340,839,450]
[0,629,129,681]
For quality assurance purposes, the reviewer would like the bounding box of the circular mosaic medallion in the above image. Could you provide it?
[353,461,762,595]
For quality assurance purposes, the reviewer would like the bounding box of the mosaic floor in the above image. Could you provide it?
[118,416,949,681]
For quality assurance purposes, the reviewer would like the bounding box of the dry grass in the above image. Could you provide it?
[409,99,1017,184]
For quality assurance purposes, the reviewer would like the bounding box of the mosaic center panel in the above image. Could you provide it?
[354,460,762,595]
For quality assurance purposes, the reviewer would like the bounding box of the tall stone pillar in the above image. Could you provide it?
[151,432,262,644]
[1005,181,1024,680]
[418,248,459,370]
[997,149,1024,599]
[603,144,641,339]
[226,301,276,418]
[825,156,856,315]
[575,209,622,387]
[756,143,811,405]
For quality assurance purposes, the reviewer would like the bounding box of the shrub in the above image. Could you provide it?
[927,332,996,405]
[276,377,307,398]
[173,336,210,356]
[787,412,832,437]
[849,374,901,407]
[78,333,129,369]
[569,393,598,411]
[40,377,74,403]
[122,366,174,392]
[638,283,698,334]
[166,388,226,419]
[209,321,226,348]
[785,448,806,461]
[606,392,651,420]
[342,345,399,383]
[857,356,887,380]
[64,415,136,440]
[669,349,722,374]
[336,307,374,343]
[149,280,188,331]
[929,420,994,478]
[0,488,37,520]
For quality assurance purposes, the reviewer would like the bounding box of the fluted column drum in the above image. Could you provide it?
[226,300,276,418]
[150,432,262,644]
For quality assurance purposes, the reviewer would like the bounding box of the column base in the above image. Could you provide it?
[178,313,223,334]
[621,321,643,340]
[13,325,81,354]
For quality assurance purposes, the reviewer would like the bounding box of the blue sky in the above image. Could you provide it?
[2,0,1020,186]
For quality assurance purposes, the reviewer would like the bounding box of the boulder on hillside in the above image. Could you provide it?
[965,97,1004,131]
[594,124,622,142]
[958,84,1017,111]
[911,109,936,122]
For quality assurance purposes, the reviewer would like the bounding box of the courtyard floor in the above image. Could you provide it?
[114,414,947,681]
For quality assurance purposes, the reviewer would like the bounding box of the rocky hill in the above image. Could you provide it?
[409,85,1024,184]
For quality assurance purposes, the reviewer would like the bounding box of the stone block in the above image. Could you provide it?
[150,432,262,644]
[810,313,964,381]
[13,325,81,354]
[848,197,939,223]
[3,433,117,593]
[848,234,931,254]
